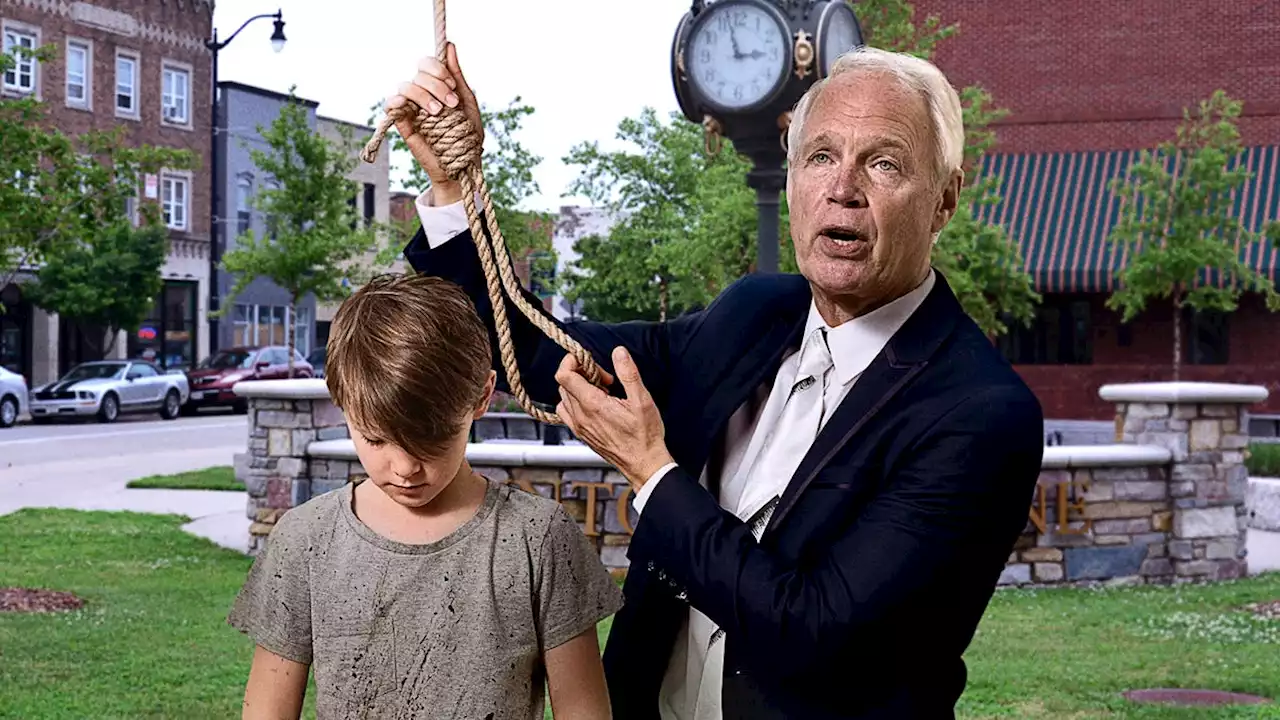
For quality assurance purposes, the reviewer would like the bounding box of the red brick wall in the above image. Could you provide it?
[1,0,213,243]
[1015,294,1280,419]
[914,0,1280,153]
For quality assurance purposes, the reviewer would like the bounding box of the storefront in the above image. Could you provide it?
[0,283,32,380]
[128,280,199,372]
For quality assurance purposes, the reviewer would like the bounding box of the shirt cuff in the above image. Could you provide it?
[414,189,471,248]
[631,462,679,515]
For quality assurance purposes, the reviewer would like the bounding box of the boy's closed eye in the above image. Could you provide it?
[361,434,386,447]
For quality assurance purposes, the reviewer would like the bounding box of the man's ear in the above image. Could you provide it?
[931,169,963,235]
[472,369,497,419]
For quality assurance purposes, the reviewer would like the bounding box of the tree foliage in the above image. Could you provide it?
[559,0,1038,333]
[1,47,195,351]
[1106,90,1280,380]
[219,91,379,376]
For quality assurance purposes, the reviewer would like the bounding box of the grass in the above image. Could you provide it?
[2,509,1279,719]
[1248,443,1280,478]
[126,466,243,492]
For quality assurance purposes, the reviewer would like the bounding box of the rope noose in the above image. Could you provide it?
[359,0,604,426]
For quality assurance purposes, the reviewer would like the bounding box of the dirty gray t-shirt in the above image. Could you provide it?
[228,478,623,719]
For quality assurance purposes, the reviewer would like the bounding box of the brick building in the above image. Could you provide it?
[1,0,213,384]
[915,0,1280,419]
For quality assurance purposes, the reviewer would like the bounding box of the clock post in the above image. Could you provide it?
[671,0,864,273]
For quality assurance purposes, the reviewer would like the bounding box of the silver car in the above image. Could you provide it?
[0,366,28,428]
[29,360,190,423]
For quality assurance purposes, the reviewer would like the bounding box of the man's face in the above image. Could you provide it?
[787,70,960,323]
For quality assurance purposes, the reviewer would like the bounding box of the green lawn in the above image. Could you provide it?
[2,509,1278,719]
[126,466,243,492]
[1248,443,1280,478]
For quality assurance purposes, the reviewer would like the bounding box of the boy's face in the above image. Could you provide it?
[348,370,496,510]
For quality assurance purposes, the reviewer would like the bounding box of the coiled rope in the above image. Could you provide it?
[360,0,604,426]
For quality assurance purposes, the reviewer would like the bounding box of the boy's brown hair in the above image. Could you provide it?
[325,273,492,459]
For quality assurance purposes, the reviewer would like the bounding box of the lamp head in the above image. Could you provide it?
[270,16,286,53]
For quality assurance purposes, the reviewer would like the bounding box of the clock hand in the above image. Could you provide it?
[730,28,745,59]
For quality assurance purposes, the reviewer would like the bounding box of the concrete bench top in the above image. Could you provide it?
[1099,381,1268,404]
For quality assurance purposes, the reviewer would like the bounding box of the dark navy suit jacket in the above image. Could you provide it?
[404,224,1045,720]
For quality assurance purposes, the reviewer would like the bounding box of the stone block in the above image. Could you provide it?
[506,418,539,440]
[310,461,329,478]
[244,470,271,497]
[1151,511,1173,532]
[1174,506,1239,538]
[290,479,312,506]
[249,522,274,536]
[1174,498,1209,509]
[1094,535,1132,546]
[1064,545,1147,581]
[600,545,630,569]
[1035,529,1095,548]
[603,498,638,535]
[233,452,252,482]
[252,425,268,439]
[1140,558,1174,576]
[311,477,348,497]
[474,466,511,482]
[1033,563,1064,582]
[1083,482,1114,502]
[1222,417,1239,433]
[1168,540,1195,560]
[1013,534,1036,550]
[253,399,286,410]
[1172,404,1199,420]
[255,508,286,523]
[1114,481,1168,502]
[1205,539,1242,560]
[1131,532,1167,547]
[1128,403,1170,418]
[473,419,505,441]
[1169,481,1196,498]
[1247,477,1280,531]
[291,429,317,453]
[1084,502,1164,519]
[1168,419,1189,431]
[1221,434,1250,450]
[1092,518,1152,535]
[1194,480,1230,503]
[1136,431,1188,461]
[317,426,349,441]
[1174,559,1218,576]
[312,400,346,427]
[1199,404,1240,418]
[563,468,605,484]
[1021,547,1063,563]
[1104,576,1145,587]
[1222,450,1245,465]
[293,400,312,412]
[266,476,292,509]
[1172,464,1214,482]
[1212,559,1246,580]
[513,467,564,486]
[1093,467,1162,483]
[1189,420,1221,452]
[604,470,628,486]
[327,461,351,479]
[257,410,307,429]
[267,429,292,456]
[998,564,1031,586]
[249,438,267,451]
[276,457,305,479]
[561,499,587,522]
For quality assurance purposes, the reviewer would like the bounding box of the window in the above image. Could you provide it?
[3,26,38,94]
[65,39,90,107]
[161,174,188,230]
[127,281,197,371]
[232,304,253,347]
[1186,308,1229,365]
[161,63,189,125]
[363,183,375,226]
[231,305,311,355]
[128,362,159,378]
[294,306,311,357]
[236,175,252,236]
[115,51,138,116]
[998,296,1093,365]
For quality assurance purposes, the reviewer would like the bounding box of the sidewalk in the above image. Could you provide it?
[0,445,250,554]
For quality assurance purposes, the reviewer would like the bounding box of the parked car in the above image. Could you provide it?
[0,366,29,428]
[28,360,189,423]
[185,345,313,414]
[307,347,327,378]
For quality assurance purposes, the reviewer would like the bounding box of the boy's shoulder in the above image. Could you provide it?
[489,478,566,534]
[263,483,347,547]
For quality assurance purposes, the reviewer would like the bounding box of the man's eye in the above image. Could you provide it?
[873,159,899,172]
[810,151,832,164]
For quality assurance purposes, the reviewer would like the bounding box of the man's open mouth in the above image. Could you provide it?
[820,227,867,243]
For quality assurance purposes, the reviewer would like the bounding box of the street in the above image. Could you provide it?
[0,413,249,549]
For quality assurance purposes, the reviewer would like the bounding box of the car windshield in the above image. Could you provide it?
[61,363,126,382]
[201,351,255,369]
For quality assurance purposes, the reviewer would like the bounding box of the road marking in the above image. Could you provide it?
[0,421,245,447]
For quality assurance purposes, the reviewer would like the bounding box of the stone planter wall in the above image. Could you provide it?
[235,379,1268,586]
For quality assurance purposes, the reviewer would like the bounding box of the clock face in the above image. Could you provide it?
[686,2,789,112]
[821,4,861,76]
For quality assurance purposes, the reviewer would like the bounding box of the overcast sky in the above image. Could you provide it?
[213,0,694,212]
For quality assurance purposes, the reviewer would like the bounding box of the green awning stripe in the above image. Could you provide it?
[971,146,1280,293]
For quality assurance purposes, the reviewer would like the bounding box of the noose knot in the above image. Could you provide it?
[360,103,481,181]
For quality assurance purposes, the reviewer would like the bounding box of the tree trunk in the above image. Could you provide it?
[287,298,297,379]
[659,277,669,323]
[1172,289,1183,383]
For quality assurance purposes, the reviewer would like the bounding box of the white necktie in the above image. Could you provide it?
[691,328,834,720]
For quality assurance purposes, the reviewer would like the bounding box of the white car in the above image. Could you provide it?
[0,366,28,428]
[28,360,189,423]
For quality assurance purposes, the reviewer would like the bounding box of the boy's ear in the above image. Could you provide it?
[472,369,497,419]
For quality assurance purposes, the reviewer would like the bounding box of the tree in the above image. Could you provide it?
[559,0,1039,333]
[1,47,195,348]
[377,96,556,282]
[220,91,379,377]
[1106,90,1280,380]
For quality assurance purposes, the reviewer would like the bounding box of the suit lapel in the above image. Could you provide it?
[763,272,964,535]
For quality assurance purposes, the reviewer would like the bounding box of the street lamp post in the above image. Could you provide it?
[206,10,286,356]
[671,0,863,273]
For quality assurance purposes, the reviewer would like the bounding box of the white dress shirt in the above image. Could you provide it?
[414,190,935,719]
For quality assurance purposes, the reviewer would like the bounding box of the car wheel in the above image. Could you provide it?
[160,390,181,420]
[0,395,17,428]
[98,393,119,423]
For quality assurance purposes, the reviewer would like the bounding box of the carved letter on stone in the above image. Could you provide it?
[1028,484,1048,534]
[571,482,613,537]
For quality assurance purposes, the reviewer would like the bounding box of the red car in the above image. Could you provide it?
[184,345,313,413]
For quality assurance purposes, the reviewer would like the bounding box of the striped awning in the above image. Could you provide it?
[971,145,1280,293]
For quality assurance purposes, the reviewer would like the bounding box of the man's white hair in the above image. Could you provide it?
[786,46,965,185]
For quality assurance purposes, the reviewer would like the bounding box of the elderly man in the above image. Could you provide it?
[389,43,1044,720]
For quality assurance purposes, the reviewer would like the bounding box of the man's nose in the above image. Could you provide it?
[828,165,867,207]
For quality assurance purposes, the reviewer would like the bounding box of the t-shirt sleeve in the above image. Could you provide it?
[227,512,314,664]
[535,504,625,652]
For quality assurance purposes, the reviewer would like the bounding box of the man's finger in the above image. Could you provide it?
[612,346,651,403]
[558,364,605,409]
